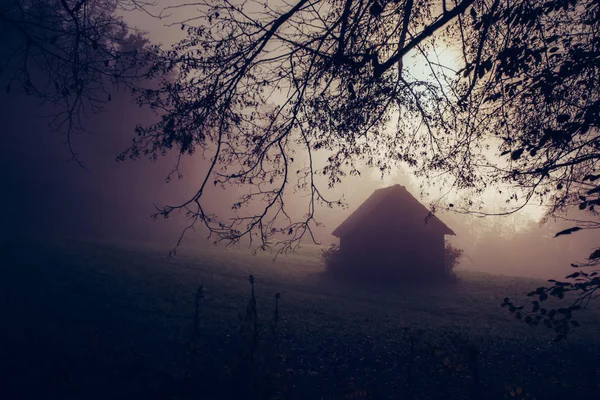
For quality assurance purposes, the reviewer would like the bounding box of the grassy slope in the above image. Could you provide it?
[1,236,599,399]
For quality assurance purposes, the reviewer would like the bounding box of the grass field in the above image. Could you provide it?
[1,236,599,400]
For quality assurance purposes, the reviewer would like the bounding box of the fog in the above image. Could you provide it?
[1,82,597,282]
[1,1,597,282]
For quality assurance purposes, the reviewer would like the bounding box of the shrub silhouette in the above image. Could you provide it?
[321,242,464,280]
[445,242,464,278]
[321,244,343,275]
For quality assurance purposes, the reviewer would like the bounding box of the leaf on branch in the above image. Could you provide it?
[511,148,524,160]
[589,249,600,260]
[587,187,600,195]
[583,174,600,182]
[370,0,384,17]
[554,227,582,237]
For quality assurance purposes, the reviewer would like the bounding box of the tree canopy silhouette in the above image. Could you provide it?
[4,0,599,335]
[0,0,156,166]
[121,0,599,252]
[121,0,600,336]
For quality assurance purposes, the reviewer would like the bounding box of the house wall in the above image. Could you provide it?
[339,222,446,279]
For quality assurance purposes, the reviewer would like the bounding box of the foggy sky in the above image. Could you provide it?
[1,2,598,281]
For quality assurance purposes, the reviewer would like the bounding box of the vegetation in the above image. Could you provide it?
[0,0,155,166]
[321,241,464,280]
[321,243,343,274]
[3,238,599,399]
[2,0,600,333]
[445,241,464,277]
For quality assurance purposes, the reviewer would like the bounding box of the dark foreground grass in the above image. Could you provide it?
[1,236,599,400]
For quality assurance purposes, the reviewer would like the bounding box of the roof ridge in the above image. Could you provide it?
[331,185,455,237]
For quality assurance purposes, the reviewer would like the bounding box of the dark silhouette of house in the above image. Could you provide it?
[331,184,456,279]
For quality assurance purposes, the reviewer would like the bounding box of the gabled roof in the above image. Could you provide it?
[332,184,456,237]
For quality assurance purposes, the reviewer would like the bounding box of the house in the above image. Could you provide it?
[331,184,456,279]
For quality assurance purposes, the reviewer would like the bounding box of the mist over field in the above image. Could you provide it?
[1,3,595,280]
[1,86,596,280]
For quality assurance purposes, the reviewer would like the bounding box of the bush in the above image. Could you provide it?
[445,241,464,276]
[321,243,343,274]
[322,242,464,280]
